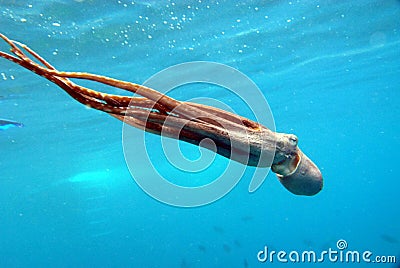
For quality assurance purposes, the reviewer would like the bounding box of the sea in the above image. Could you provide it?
[0,1,399,267]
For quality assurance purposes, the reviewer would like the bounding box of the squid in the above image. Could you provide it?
[0,33,323,196]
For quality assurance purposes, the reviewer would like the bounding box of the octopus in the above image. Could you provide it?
[0,33,323,196]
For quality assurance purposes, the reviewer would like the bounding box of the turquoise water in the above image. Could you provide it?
[1,1,399,267]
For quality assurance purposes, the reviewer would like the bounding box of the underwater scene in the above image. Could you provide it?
[0,1,399,267]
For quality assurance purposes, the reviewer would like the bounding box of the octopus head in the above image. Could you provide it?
[272,135,323,196]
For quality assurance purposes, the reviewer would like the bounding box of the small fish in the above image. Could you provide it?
[234,240,241,248]
[380,234,399,244]
[243,258,249,268]
[180,258,190,268]
[303,239,314,248]
[213,226,224,234]
[223,243,231,253]
[241,215,253,222]
[197,244,206,252]
[0,118,23,130]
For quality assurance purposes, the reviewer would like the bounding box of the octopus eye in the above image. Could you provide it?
[288,135,298,147]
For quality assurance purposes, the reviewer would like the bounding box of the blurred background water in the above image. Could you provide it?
[0,0,399,267]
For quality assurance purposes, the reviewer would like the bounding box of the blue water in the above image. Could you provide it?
[1,1,399,267]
